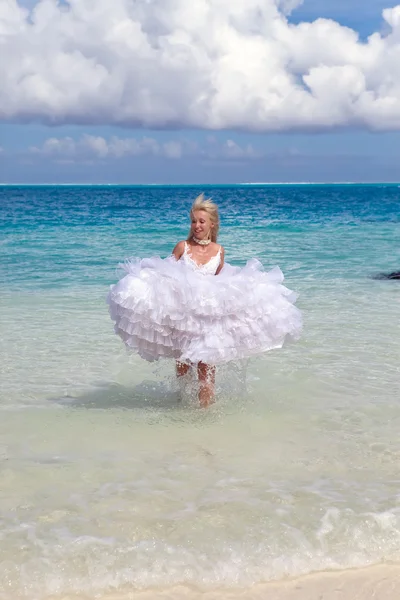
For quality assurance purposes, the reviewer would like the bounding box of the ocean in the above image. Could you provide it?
[1,184,400,599]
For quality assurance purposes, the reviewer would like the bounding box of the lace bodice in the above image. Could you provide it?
[181,242,221,275]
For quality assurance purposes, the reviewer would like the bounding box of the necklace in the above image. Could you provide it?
[193,236,211,246]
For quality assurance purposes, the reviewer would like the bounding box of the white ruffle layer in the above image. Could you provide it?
[107,256,302,364]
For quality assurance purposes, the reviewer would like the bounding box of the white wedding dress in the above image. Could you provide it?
[107,242,302,364]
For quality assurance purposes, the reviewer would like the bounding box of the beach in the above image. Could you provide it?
[1,184,399,599]
[43,565,400,599]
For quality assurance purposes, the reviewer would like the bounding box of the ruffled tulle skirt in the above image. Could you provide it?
[107,256,302,364]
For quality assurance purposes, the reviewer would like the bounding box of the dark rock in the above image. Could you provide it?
[373,271,400,280]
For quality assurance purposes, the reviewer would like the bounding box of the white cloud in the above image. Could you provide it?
[28,134,259,161]
[222,139,258,158]
[2,0,400,131]
[30,136,76,156]
[29,135,167,159]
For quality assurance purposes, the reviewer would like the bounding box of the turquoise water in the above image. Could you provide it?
[1,184,400,598]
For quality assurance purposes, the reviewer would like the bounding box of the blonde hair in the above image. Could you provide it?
[188,193,220,243]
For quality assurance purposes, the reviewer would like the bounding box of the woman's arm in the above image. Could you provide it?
[172,241,185,261]
[215,246,225,275]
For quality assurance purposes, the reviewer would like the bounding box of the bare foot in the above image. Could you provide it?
[199,386,215,408]
[197,361,216,408]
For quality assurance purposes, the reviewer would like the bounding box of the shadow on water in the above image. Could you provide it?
[52,362,249,413]
[54,380,184,411]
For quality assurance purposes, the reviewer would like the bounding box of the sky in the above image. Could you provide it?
[1,0,400,183]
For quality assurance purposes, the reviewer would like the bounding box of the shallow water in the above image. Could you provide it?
[1,184,400,598]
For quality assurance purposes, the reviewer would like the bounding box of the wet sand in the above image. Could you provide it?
[48,564,400,600]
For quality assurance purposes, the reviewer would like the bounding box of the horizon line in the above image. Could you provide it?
[1,181,400,186]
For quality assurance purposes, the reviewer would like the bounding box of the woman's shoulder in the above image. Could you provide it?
[172,240,187,258]
[174,240,187,250]
[212,242,224,254]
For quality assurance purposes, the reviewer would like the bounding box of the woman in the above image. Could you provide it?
[171,194,223,407]
[107,194,302,407]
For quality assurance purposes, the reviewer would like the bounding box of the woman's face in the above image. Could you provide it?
[191,210,213,240]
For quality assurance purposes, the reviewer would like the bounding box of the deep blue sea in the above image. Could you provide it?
[1,184,400,599]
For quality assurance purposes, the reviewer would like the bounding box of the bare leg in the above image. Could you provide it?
[176,360,191,378]
[197,362,216,408]
[176,360,191,401]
